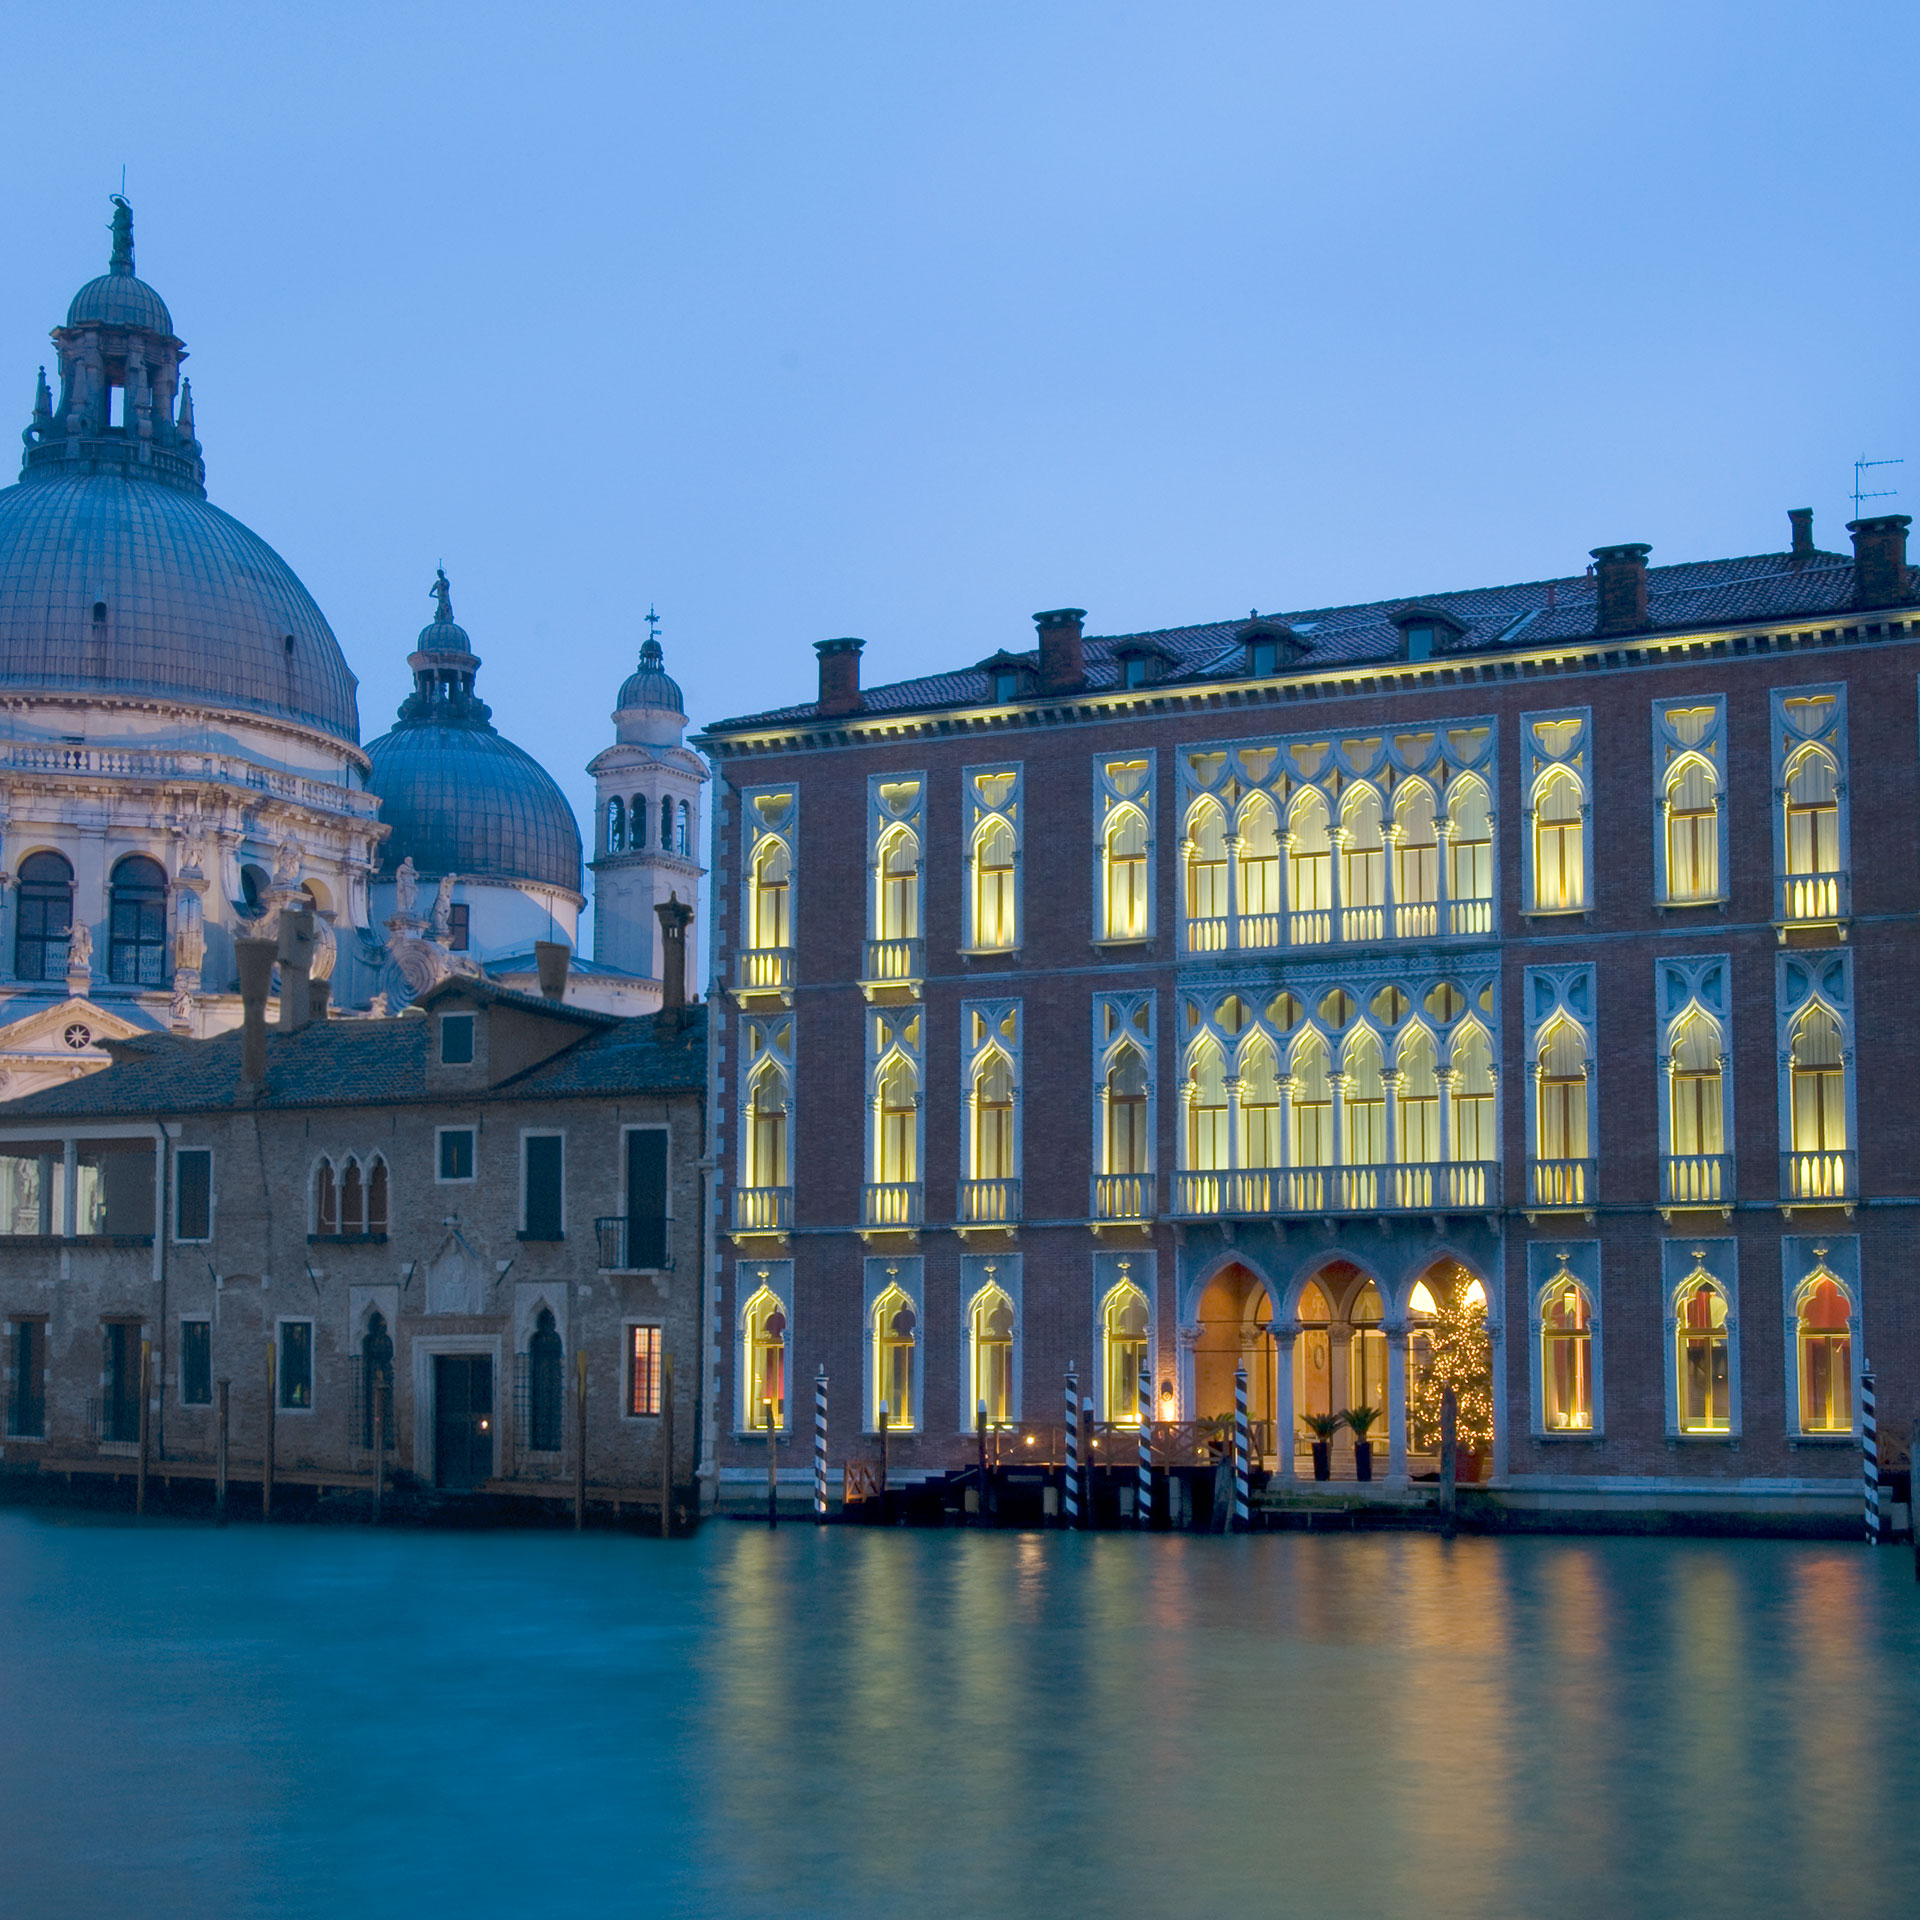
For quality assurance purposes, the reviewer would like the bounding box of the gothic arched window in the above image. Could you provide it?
[360,1311,394,1451]
[108,855,168,986]
[14,851,73,982]
[528,1308,564,1453]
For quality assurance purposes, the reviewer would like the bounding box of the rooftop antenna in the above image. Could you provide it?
[1852,454,1902,519]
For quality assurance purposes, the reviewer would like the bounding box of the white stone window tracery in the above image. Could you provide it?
[739,785,797,955]
[1523,708,1591,914]
[960,1001,1021,1221]
[864,1256,924,1432]
[963,765,1022,953]
[1524,965,1597,1208]
[1663,1238,1740,1439]
[960,1253,1022,1430]
[1528,1242,1603,1437]
[735,1260,792,1435]
[1176,723,1496,953]
[1653,696,1728,905]
[1778,953,1855,1204]
[1656,956,1733,1210]
[1780,1236,1860,1440]
[1772,686,1849,924]
[867,774,925,944]
[310,1152,389,1238]
[738,1014,795,1198]
[1094,754,1155,943]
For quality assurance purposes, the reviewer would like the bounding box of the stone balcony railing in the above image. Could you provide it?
[1090,1173,1154,1222]
[956,1177,1021,1226]
[730,1186,793,1234]
[1172,1161,1498,1219]
[1781,1149,1855,1206]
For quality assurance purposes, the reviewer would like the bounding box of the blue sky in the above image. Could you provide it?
[3,3,1913,935]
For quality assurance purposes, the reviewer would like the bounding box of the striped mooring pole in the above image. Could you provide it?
[1063,1365,1080,1527]
[1862,1359,1880,1545]
[813,1367,828,1522]
[1136,1361,1153,1529]
[1233,1361,1251,1531]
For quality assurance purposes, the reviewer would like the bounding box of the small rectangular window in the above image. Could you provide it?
[627,1324,662,1417]
[7,1319,46,1438]
[175,1147,212,1241]
[522,1135,564,1240]
[625,1129,669,1269]
[278,1321,312,1410]
[438,1128,475,1181]
[448,903,470,952]
[77,1141,155,1238]
[180,1319,212,1406]
[439,1013,475,1065]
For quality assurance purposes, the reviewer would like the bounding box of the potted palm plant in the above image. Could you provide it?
[1301,1409,1343,1482]
[1345,1403,1381,1482]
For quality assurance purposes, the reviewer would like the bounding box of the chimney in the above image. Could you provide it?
[1033,608,1087,695]
[1789,507,1815,560]
[235,937,276,1085]
[655,891,696,1020]
[1590,544,1651,636]
[1848,513,1912,609]
[276,902,314,1032]
[814,638,865,718]
[310,976,331,1019]
[534,939,571,1002]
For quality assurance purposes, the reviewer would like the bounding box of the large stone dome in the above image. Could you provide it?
[365,573,583,895]
[6,198,361,744]
[0,473,361,741]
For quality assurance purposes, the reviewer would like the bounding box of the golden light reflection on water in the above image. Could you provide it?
[698,1530,1920,1917]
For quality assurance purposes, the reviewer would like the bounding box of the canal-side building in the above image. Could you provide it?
[698,512,1916,1526]
[0,920,709,1518]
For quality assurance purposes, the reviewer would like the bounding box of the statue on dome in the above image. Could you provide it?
[394,856,419,916]
[431,874,456,942]
[431,569,453,623]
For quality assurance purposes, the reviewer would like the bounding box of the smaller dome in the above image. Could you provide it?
[618,635,685,715]
[415,567,475,655]
[66,272,174,336]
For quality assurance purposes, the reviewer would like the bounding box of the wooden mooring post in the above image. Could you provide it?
[136,1338,152,1519]
[215,1379,229,1524]
[574,1349,588,1531]
[371,1388,384,1526]
[660,1351,674,1539]
[263,1338,276,1521]
[765,1395,779,1528]
[1439,1385,1458,1538]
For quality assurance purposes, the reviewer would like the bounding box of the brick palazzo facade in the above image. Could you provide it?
[0,919,708,1520]
[697,512,1918,1527]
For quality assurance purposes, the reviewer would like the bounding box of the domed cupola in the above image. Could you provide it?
[0,199,361,742]
[365,571,584,897]
[613,610,689,747]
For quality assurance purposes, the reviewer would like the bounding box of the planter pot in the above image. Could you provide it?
[1311,1441,1331,1482]
[1353,1439,1374,1482]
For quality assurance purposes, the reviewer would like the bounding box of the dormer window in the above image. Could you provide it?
[994,669,1020,704]
[1393,606,1464,662]
[1112,644,1172,690]
[1405,624,1436,661]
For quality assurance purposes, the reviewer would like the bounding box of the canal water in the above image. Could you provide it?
[2,1513,1916,1918]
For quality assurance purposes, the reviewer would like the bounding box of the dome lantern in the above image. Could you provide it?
[614,607,688,746]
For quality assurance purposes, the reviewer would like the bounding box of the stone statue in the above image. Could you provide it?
[431,568,453,623]
[66,920,92,975]
[310,913,337,984]
[271,834,302,890]
[173,888,205,973]
[394,856,419,916]
[431,873,456,941]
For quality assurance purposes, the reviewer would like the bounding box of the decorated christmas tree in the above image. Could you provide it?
[1409,1284,1495,1454]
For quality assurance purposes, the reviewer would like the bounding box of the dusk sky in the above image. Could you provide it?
[5,3,1912,942]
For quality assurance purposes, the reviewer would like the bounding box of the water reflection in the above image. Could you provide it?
[1,1518,1916,1918]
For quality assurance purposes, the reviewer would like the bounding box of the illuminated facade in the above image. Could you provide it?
[700,515,1915,1524]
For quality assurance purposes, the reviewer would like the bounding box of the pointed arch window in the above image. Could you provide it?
[751,837,791,950]
[745,1060,790,1188]
[875,1056,919,1186]
[1290,1031,1333,1167]
[1288,790,1331,914]
[1450,1024,1495,1162]
[1540,1277,1593,1430]
[314,1158,339,1237]
[1343,1031,1385,1166]
[1796,1273,1852,1434]
[1101,1282,1149,1426]
[1676,1278,1731,1434]
[742,1285,788,1431]
[1340,786,1385,913]
[1537,1019,1589,1160]
[1237,796,1280,923]
[969,1284,1015,1428]
[1185,801,1229,926]
[1394,784,1438,907]
[872,1285,917,1429]
[107,854,168,986]
[1534,768,1585,911]
[1102,808,1149,940]
[359,1310,394,1452]
[878,829,920,941]
[1240,1038,1282,1169]
[971,1049,1014,1182]
[527,1308,563,1453]
[1396,1029,1440,1162]
[1783,746,1839,878]
[1789,1005,1846,1156]
[1448,776,1493,905]
[1665,756,1720,902]
[1185,1040,1228,1172]
[1669,1012,1724,1158]
[973,816,1016,950]
[14,851,73,983]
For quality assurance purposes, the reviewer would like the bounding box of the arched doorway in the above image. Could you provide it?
[1290,1261,1386,1476]
[1192,1262,1276,1459]
[1405,1257,1493,1480]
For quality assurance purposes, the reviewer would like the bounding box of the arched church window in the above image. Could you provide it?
[14,851,73,982]
[606,798,626,854]
[631,795,648,850]
[528,1308,563,1453]
[107,855,168,986]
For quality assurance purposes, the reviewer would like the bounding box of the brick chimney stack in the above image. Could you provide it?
[1590,544,1651,636]
[235,938,276,1086]
[535,940,571,1001]
[655,891,696,1026]
[1033,608,1087,695]
[1789,508,1815,559]
[1848,514,1912,609]
[276,902,315,1032]
[814,638,865,718]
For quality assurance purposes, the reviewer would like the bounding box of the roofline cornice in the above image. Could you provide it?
[695,604,1920,759]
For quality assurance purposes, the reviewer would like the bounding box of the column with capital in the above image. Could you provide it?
[1380,1068,1403,1204]
[1222,829,1242,949]
[1271,1320,1298,1482]
[1327,825,1349,938]
[1223,1075,1244,1213]
[1329,1071,1351,1212]
[1386,1325,1410,1484]
[1175,1321,1201,1425]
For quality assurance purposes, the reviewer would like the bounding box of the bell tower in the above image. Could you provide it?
[587,611,707,990]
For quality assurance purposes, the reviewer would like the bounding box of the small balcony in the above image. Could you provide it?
[1775,872,1850,936]
[730,1186,793,1235]
[1172,1161,1499,1219]
[1661,1153,1732,1211]
[1090,1173,1154,1222]
[733,947,793,1000]
[859,938,924,999]
[861,1182,923,1230]
[1527,1158,1596,1211]
[1781,1150,1856,1207]
[595,1216,672,1271]
[956,1177,1021,1227]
